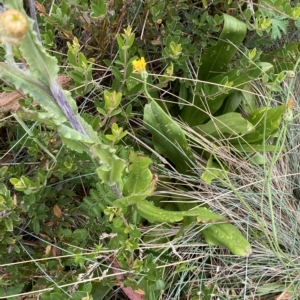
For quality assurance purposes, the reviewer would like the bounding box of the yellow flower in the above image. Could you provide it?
[0,9,28,45]
[132,57,146,73]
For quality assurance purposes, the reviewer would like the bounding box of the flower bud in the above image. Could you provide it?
[0,9,28,45]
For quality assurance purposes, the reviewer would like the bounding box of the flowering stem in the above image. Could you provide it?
[4,42,15,66]
[143,77,154,103]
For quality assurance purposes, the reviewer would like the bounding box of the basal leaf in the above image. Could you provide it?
[232,143,281,152]
[0,63,65,120]
[193,112,254,138]
[199,14,247,81]
[234,105,285,144]
[202,222,252,256]
[144,100,195,174]
[7,0,59,85]
[181,63,273,126]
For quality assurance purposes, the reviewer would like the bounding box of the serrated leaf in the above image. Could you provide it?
[91,144,125,187]
[15,5,59,85]
[0,63,65,120]
[123,152,156,199]
[271,17,288,40]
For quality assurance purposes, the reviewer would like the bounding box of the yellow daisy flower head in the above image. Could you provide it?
[0,9,28,45]
[132,57,146,73]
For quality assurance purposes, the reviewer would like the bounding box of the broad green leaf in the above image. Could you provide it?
[122,152,157,201]
[202,223,252,257]
[91,144,125,188]
[201,156,228,184]
[181,63,273,126]
[144,100,195,174]
[222,92,242,114]
[136,200,226,223]
[240,84,257,114]
[16,108,95,149]
[235,105,285,144]
[193,112,254,138]
[199,14,247,81]
[0,63,65,120]
[232,143,281,152]
[4,0,100,142]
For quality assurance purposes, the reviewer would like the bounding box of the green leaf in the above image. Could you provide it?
[136,200,226,223]
[180,63,273,126]
[222,92,242,114]
[198,14,247,81]
[240,84,257,114]
[271,17,288,40]
[111,66,123,81]
[232,143,281,153]
[201,156,228,184]
[0,166,8,178]
[32,219,40,235]
[123,152,156,200]
[72,229,88,241]
[0,63,65,120]
[202,223,252,257]
[193,112,254,138]
[16,108,96,150]
[0,3,100,142]
[235,105,285,144]
[4,218,14,231]
[91,144,125,188]
[116,35,125,49]
[91,0,107,17]
[60,137,88,153]
[18,16,59,86]
[143,100,195,174]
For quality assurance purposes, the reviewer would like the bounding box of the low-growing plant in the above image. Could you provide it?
[1,0,300,299]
